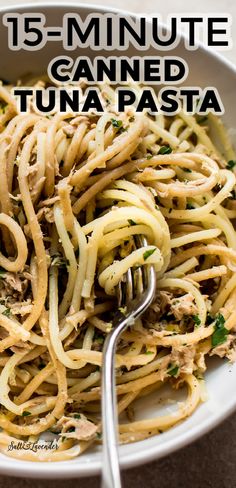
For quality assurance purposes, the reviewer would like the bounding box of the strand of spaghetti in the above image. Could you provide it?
[82,222,102,298]
[57,178,74,234]
[62,121,88,175]
[0,351,29,415]
[0,86,17,107]
[70,117,144,188]
[6,364,55,423]
[164,257,199,279]
[117,353,169,384]
[169,118,186,136]
[6,114,40,191]
[84,114,118,162]
[119,374,200,433]
[99,246,163,295]
[121,324,214,347]
[118,391,140,415]
[105,139,141,170]
[211,273,236,314]
[63,302,113,334]
[148,119,180,147]
[28,254,46,346]
[54,203,77,318]
[55,128,69,164]
[20,396,57,416]
[18,346,47,365]
[160,170,235,220]
[68,348,163,369]
[155,173,218,197]
[44,113,72,196]
[69,219,88,314]
[110,179,171,270]
[170,228,221,248]
[31,131,46,204]
[67,370,101,396]
[72,161,137,214]
[0,312,30,341]
[15,363,55,406]
[18,125,48,331]
[178,110,217,154]
[185,265,227,282]
[0,139,12,219]
[0,214,27,271]
[75,127,96,162]
[48,236,96,369]
[0,359,67,436]
[169,244,236,269]
[95,112,112,156]
[0,105,16,132]
[71,368,172,403]
[82,207,165,247]
[208,113,236,161]
[133,168,176,182]
[203,210,236,250]
[99,225,154,258]
[49,259,155,369]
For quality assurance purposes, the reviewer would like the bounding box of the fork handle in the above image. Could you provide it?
[101,264,156,487]
[101,320,126,488]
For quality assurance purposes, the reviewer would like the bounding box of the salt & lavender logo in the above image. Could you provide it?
[7,440,59,452]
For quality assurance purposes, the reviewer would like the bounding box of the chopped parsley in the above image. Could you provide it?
[168,364,179,377]
[186,203,195,210]
[183,168,192,173]
[74,414,81,419]
[143,248,156,261]
[96,432,102,439]
[193,315,201,328]
[158,145,172,155]
[146,153,152,160]
[215,313,226,328]
[129,116,135,122]
[67,426,75,433]
[128,219,136,226]
[226,160,236,170]
[212,313,228,347]
[111,118,123,129]
[0,267,6,276]
[2,308,11,317]
[145,349,153,355]
[22,411,31,417]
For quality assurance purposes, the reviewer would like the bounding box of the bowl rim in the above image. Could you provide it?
[0,0,236,479]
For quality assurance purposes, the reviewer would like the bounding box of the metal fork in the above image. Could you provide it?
[101,236,156,488]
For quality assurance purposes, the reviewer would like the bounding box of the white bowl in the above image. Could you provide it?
[0,2,236,479]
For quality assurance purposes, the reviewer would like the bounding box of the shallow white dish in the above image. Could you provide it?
[0,1,236,479]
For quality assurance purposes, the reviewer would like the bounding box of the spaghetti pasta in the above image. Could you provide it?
[0,79,235,461]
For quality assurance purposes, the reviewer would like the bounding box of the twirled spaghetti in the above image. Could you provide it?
[0,79,235,461]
